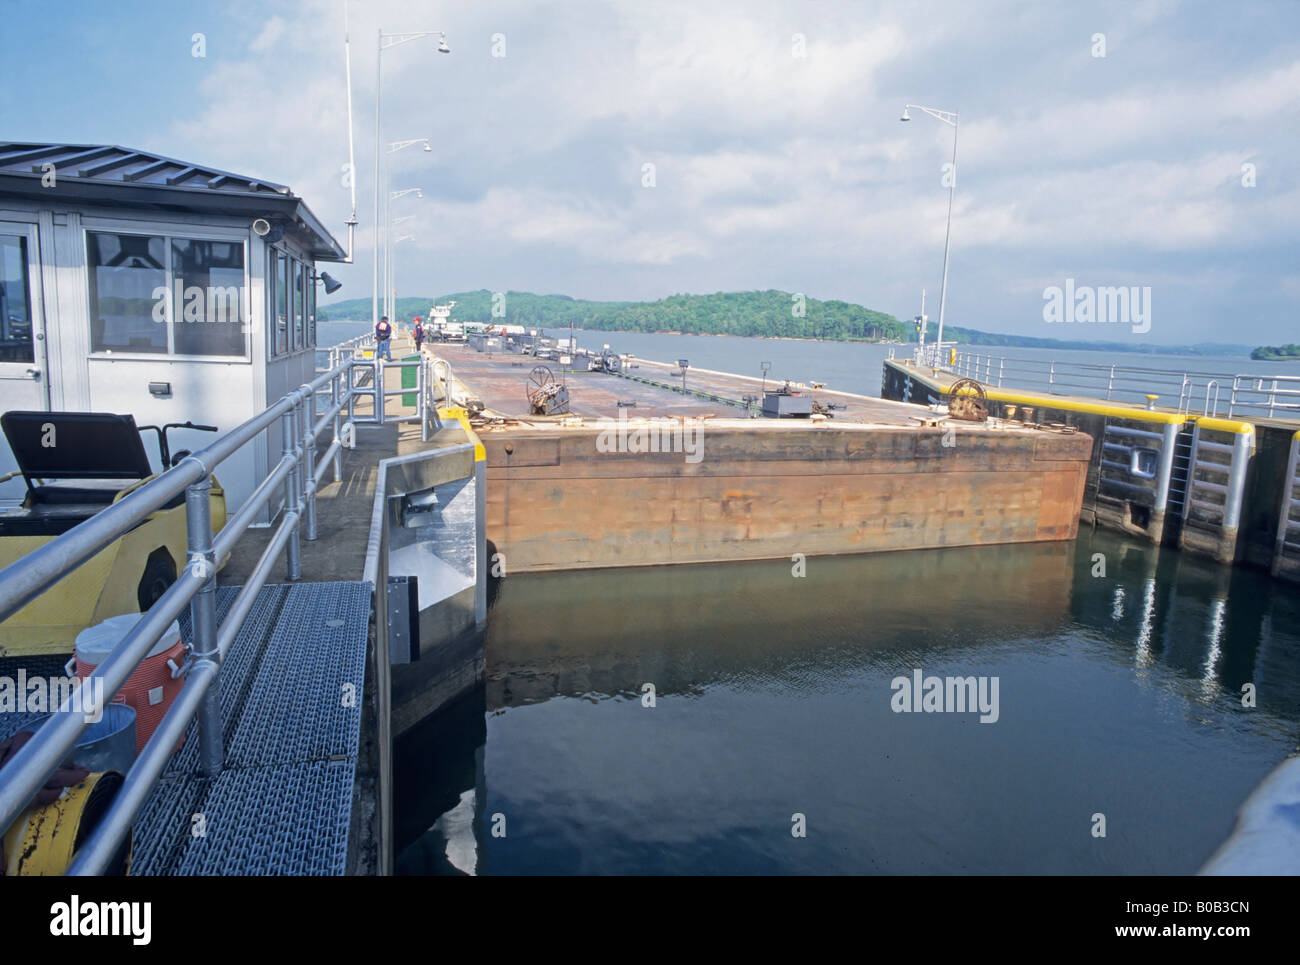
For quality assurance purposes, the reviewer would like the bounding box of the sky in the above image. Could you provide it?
[2,0,1298,345]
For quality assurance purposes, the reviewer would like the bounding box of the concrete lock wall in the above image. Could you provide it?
[1274,432,1300,583]
[1244,425,1299,573]
[881,360,1184,544]
[480,421,1092,573]
[881,359,1300,578]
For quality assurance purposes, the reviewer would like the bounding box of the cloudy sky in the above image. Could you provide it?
[3,0,1298,343]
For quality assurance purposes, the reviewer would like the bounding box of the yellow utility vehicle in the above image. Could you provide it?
[0,412,226,658]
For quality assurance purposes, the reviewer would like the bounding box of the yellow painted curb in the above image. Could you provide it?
[437,407,486,462]
[887,361,1186,425]
[1191,416,1254,435]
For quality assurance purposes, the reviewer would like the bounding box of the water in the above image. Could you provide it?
[376,323,1300,873]
[316,319,372,349]
[395,529,1300,875]
[557,329,1300,401]
[320,321,1300,404]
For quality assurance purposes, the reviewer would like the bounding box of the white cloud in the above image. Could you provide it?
[135,0,1300,341]
[249,16,287,54]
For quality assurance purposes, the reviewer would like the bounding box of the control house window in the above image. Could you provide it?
[173,239,245,357]
[267,249,317,357]
[273,249,289,356]
[0,233,34,363]
[87,230,247,358]
[307,271,316,347]
[87,232,167,354]
[293,259,304,351]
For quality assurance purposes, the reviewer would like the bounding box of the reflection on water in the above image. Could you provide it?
[396,530,1300,875]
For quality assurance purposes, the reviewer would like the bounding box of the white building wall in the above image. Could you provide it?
[0,197,327,522]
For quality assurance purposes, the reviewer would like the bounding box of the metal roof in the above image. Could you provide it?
[0,141,346,261]
[0,142,291,194]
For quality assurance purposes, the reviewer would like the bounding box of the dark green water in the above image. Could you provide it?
[395,529,1300,875]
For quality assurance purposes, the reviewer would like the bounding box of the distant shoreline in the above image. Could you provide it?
[556,326,1264,359]
[318,312,1267,360]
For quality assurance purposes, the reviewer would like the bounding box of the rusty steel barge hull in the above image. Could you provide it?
[429,343,1094,574]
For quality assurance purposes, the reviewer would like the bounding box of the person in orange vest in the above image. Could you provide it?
[375,315,393,360]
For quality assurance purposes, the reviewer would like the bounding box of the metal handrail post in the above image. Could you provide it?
[302,388,318,541]
[998,357,1004,387]
[375,358,385,425]
[1269,379,1278,417]
[418,356,429,443]
[282,405,302,580]
[347,358,356,424]
[1107,365,1115,400]
[332,369,344,482]
[185,476,222,777]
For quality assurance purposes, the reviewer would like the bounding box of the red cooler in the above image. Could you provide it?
[72,614,187,755]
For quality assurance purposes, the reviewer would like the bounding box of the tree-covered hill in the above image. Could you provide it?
[1250,343,1300,361]
[318,289,1255,356]
[320,289,908,341]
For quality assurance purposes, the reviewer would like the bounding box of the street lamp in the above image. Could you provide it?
[389,215,416,319]
[373,27,447,328]
[386,188,422,322]
[901,103,959,362]
[383,138,429,319]
[391,235,415,320]
[387,217,418,322]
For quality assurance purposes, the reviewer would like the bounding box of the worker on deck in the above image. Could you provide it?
[413,317,425,352]
[375,315,392,361]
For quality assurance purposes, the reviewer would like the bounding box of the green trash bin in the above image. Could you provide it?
[401,354,419,407]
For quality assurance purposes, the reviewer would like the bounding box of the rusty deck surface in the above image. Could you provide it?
[431,341,926,425]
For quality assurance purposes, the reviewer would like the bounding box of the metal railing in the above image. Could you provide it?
[914,341,958,369]
[937,350,1300,421]
[1226,374,1300,419]
[0,341,446,874]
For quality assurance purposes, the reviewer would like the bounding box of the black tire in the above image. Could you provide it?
[137,547,177,612]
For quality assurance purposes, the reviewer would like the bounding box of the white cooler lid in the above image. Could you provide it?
[75,613,182,664]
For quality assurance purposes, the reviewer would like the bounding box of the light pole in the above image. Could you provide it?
[391,234,415,322]
[383,137,429,320]
[338,2,359,262]
[900,103,958,362]
[387,218,417,323]
[387,188,422,322]
[373,28,448,329]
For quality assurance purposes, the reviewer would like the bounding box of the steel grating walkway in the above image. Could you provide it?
[126,581,371,875]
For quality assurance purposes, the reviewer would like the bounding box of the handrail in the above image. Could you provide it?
[915,341,958,369]
[0,351,389,873]
[0,339,449,872]
[942,349,1300,421]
